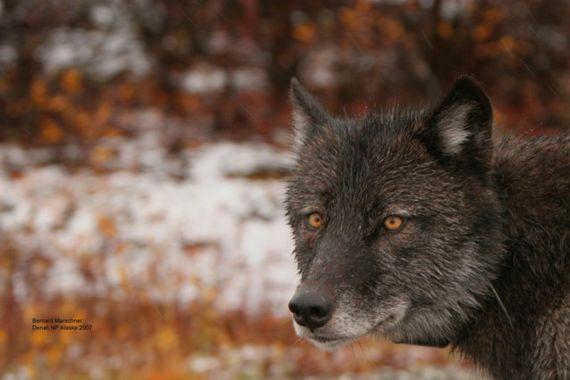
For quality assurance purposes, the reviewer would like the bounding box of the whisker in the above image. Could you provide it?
[490,284,514,328]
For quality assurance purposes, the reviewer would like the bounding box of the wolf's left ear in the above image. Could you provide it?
[423,76,493,172]
[290,78,330,148]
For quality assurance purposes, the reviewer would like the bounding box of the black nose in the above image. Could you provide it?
[288,290,333,330]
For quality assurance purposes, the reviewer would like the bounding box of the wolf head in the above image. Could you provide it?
[285,77,505,350]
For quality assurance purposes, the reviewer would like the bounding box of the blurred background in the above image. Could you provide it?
[0,0,568,379]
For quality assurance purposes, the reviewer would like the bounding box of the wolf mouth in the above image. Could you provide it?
[306,313,403,347]
[310,335,347,343]
[308,335,354,349]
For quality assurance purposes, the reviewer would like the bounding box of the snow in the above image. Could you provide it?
[0,130,298,315]
[185,345,481,380]
[37,27,151,79]
[231,68,269,91]
[36,0,154,80]
[179,65,270,94]
[189,142,292,180]
[180,64,228,94]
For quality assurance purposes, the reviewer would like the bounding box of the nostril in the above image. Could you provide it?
[288,300,299,315]
[293,313,306,326]
[289,299,307,327]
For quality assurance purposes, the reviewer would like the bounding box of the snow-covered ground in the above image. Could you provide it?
[0,109,481,378]
[186,344,483,380]
[0,111,298,315]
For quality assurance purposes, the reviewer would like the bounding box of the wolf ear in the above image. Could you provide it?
[290,78,330,148]
[424,76,493,172]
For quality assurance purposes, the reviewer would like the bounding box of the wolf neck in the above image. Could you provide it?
[451,239,562,379]
[452,136,569,379]
[451,251,521,377]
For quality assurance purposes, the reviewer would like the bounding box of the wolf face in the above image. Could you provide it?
[285,77,505,350]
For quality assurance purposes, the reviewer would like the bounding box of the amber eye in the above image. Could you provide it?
[307,212,323,229]
[383,215,404,231]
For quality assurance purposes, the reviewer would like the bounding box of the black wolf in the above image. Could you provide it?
[285,77,569,379]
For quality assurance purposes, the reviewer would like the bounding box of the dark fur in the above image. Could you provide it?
[285,77,569,379]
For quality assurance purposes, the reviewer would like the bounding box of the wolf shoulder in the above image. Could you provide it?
[492,133,569,225]
[490,133,569,379]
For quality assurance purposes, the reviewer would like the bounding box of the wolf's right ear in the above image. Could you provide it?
[290,78,329,148]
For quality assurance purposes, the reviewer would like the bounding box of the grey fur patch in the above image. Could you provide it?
[292,107,312,150]
[433,103,474,155]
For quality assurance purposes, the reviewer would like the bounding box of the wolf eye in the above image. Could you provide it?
[383,215,404,231]
[306,212,323,229]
